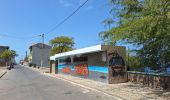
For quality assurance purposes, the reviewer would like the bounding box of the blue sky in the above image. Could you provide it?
[0,0,113,61]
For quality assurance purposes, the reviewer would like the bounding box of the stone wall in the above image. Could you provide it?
[128,71,170,90]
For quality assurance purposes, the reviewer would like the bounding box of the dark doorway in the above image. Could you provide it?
[55,60,58,74]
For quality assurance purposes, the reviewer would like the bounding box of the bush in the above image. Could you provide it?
[29,63,32,67]
[33,64,36,68]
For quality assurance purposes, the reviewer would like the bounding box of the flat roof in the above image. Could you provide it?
[50,44,102,60]
[0,45,9,47]
[29,43,51,49]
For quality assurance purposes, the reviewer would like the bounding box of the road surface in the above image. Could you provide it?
[0,65,117,100]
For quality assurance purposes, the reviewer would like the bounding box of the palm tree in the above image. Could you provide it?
[102,18,114,31]
[99,18,115,45]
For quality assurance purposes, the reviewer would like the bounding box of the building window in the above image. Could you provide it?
[59,57,71,64]
[102,52,107,62]
[73,56,88,62]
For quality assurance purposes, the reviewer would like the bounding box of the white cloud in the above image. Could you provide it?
[58,0,94,10]
[78,0,95,10]
[79,0,85,5]
[59,0,74,7]
[86,5,94,10]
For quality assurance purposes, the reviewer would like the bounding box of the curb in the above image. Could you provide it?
[0,70,7,78]
[44,73,127,100]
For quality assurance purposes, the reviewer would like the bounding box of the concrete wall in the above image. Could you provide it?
[58,64,109,83]
[57,52,109,83]
[32,46,51,67]
[104,46,127,84]
[52,62,56,74]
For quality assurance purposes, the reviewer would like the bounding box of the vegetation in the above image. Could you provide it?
[99,18,115,45]
[10,50,18,57]
[0,50,17,66]
[49,36,75,55]
[100,0,170,69]
[126,51,142,71]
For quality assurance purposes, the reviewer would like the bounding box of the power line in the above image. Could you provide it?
[45,0,89,35]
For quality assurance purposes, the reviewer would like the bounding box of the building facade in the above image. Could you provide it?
[29,43,51,67]
[50,45,127,84]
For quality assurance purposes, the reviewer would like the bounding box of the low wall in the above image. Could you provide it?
[0,62,6,66]
[128,71,170,90]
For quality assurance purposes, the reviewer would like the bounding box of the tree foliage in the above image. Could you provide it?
[127,55,142,71]
[102,18,114,30]
[10,50,18,57]
[100,0,170,68]
[0,50,17,62]
[49,36,75,55]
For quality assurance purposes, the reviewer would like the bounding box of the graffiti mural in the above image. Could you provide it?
[109,66,125,77]
[74,63,88,76]
[62,66,71,73]
[108,51,127,83]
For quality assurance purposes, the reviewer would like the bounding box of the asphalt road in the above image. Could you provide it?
[0,65,117,100]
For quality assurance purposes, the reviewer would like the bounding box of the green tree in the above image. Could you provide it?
[49,36,75,55]
[100,0,170,68]
[10,50,18,57]
[126,51,142,71]
[0,50,14,66]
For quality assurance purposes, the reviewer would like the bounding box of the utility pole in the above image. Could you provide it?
[40,34,44,68]
[127,47,130,70]
[42,34,44,46]
[25,51,28,62]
